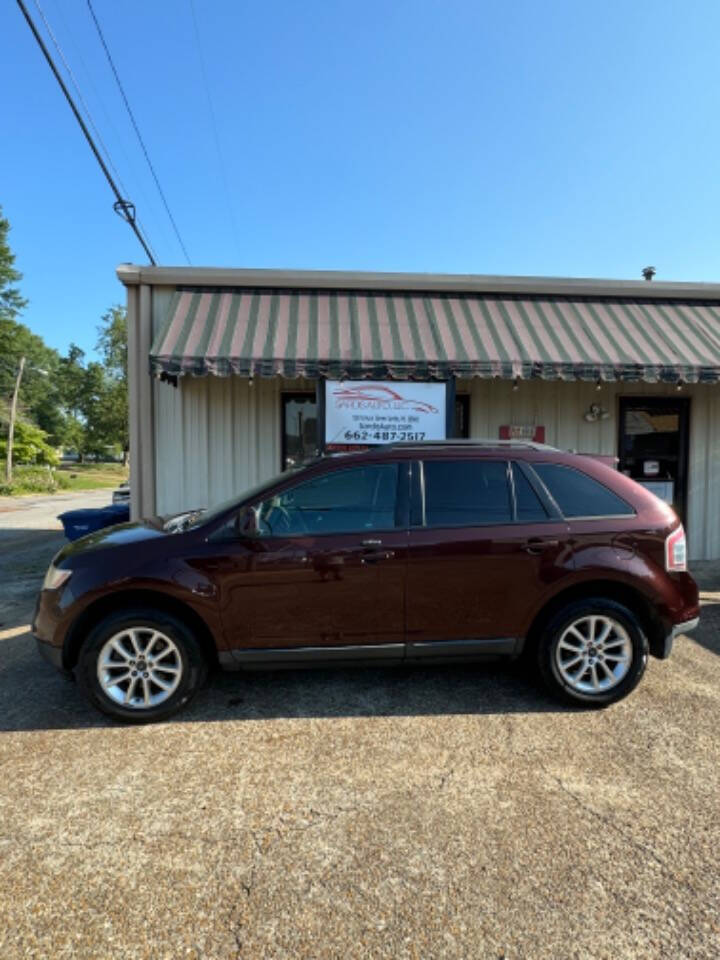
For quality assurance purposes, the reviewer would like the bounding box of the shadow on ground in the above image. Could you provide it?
[0,626,569,733]
[693,600,720,657]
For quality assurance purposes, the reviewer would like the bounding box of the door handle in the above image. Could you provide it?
[523,538,560,554]
[361,538,382,546]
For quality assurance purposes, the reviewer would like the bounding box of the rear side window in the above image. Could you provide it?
[512,464,549,522]
[423,460,511,526]
[532,463,634,518]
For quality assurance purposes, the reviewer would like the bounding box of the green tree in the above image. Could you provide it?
[79,361,114,459]
[54,330,129,462]
[0,205,27,322]
[96,306,129,463]
[0,206,64,447]
[96,305,127,380]
[0,421,59,465]
[55,344,88,457]
[0,207,129,466]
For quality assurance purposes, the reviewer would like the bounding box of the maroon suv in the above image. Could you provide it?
[34,442,699,722]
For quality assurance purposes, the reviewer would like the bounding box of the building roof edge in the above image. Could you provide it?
[115,263,720,300]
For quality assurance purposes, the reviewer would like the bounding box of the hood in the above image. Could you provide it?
[55,518,168,563]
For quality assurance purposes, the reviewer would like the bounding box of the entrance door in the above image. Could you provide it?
[618,397,690,522]
[282,393,318,469]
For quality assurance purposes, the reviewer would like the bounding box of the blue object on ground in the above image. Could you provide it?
[58,503,131,541]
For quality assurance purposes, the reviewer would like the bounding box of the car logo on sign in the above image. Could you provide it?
[332,385,438,414]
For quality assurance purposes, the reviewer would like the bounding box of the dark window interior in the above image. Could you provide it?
[512,463,548,522]
[618,397,689,522]
[423,459,511,526]
[282,393,318,470]
[532,463,634,518]
[454,395,470,438]
[258,463,399,536]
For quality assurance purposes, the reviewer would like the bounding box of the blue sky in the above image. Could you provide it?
[3,0,720,357]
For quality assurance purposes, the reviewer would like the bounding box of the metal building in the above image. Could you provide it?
[118,265,720,560]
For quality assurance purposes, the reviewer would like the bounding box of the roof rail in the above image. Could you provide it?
[383,438,559,452]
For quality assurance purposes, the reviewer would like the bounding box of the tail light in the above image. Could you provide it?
[665,525,687,572]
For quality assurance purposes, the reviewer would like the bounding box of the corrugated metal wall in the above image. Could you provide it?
[151,286,720,560]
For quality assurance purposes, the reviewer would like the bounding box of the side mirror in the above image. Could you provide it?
[237,505,259,538]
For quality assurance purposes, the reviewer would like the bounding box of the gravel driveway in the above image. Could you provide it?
[0,495,718,959]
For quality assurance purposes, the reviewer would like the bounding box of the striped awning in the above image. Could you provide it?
[150,287,720,383]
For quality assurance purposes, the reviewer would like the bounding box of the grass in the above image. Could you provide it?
[0,462,128,497]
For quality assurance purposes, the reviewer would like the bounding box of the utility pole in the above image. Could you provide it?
[6,356,26,484]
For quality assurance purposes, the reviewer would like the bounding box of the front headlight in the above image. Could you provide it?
[42,564,72,591]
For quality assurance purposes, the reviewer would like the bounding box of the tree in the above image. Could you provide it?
[55,344,88,457]
[96,305,127,380]
[53,331,129,462]
[0,420,59,466]
[0,206,63,452]
[0,207,129,469]
[0,205,27,322]
[96,306,129,463]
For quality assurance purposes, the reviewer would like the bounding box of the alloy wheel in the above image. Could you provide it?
[555,615,633,695]
[96,627,183,709]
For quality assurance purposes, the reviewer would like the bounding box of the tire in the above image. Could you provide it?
[76,607,207,723]
[537,598,648,707]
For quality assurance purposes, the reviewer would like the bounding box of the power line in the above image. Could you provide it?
[31,0,158,263]
[46,0,172,256]
[85,0,191,265]
[15,0,156,264]
[188,0,242,260]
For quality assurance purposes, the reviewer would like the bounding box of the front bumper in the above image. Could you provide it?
[33,586,74,672]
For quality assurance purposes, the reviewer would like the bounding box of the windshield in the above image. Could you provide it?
[164,466,303,533]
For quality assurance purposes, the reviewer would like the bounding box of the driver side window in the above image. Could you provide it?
[256,463,399,536]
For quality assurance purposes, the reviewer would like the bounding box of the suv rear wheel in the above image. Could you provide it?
[537,598,648,706]
[77,608,207,723]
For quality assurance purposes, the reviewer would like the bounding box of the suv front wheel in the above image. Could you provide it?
[77,608,207,723]
[537,599,649,706]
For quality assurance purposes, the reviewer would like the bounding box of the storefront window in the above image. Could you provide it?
[282,393,318,470]
[454,395,470,438]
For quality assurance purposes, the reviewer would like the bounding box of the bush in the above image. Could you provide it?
[0,464,58,495]
[0,421,59,466]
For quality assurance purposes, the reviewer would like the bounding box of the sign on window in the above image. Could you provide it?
[325,380,447,449]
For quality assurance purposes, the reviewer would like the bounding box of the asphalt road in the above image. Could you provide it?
[0,494,718,959]
[0,489,111,637]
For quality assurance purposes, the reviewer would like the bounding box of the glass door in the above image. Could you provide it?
[282,393,318,470]
[618,397,690,522]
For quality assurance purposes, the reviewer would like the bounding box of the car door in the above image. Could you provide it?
[405,457,572,659]
[215,460,409,659]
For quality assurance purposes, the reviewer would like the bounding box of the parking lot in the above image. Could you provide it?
[0,494,719,959]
